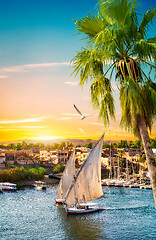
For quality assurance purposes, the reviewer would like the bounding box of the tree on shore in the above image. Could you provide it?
[72,0,156,206]
[7,143,16,150]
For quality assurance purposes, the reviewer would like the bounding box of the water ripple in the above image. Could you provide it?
[0,186,156,240]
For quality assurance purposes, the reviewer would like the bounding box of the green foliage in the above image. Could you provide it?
[103,143,110,148]
[35,143,45,149]
[150,138,156,148]
[141,154,146,163]
[84,143,92,149]
[27,143,35,149]
[76,144,81,147]
[53,164,65,174]
[2,138,156,153]
[58,142,66,150]
[118,140,128,148]
[53,143,59,149]
[119,150,124,158]
[21,141,28,150]
[16,143,22,151]
[7,144,16,150]
[46,144,52,150]
[119,158,126,167]
[8,165,16,168]
[111,143,117,148]
[67,142,73,148]
[25,167,46,175]
[71,0,156,137]
[131,140,142,148]
[0,167,45,183]
[0,144,5,148]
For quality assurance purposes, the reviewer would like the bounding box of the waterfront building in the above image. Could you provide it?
[0,152,5,163]
[57,148,68,164]
[15,156,34,166]
[40,150,58,165]
[75,147,90,165]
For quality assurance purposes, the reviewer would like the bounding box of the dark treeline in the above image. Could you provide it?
[0,141,73,151]
[0,167,46,183]
[0,138,156,151]
[106,139,156,149]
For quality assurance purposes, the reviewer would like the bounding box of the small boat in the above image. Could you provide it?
[145,185,152,189]
[0,187,3,193]
[55,198,65,204]
[101,180,107,186]
[49,173,61,180]
[107,180,117,187]
[66,202,105,214]
[55,150,75,204]
[34,181,47,190]
[129,183,140,188]
[123,182,131,188]
[0,182,17,191]
[140,184,152,190]
[115,181,125,187]
[64,134,105,214]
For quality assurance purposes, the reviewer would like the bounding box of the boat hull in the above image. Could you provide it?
[2,188,16,192]
[0,183,17,191]
[66,207,105,214]
[35,186,46,190]
[55,198,65,204]
[140,185,152,189]
[129,185,140,188]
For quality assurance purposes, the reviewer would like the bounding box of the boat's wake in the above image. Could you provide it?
[104,205,154,211]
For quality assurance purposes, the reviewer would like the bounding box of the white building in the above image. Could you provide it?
[75,147,90,165]
[57,149,68,163]
[40,150,58,164]
[0,152,5,163]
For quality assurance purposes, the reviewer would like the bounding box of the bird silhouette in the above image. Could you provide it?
[73,104,95,120]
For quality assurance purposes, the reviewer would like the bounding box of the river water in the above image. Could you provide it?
[0,185,156,240]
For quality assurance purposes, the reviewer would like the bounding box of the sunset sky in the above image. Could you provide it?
[0,0,156,143]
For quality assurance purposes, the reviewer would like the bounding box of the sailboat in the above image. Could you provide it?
[64,134,105,214]
[55,150,75,204]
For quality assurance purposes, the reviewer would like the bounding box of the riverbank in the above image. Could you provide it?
[0,167,49,188]
[16,175,59,189]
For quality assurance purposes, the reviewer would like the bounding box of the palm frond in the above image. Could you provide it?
[134,39,156,62]
[147,36,156,48]
[74,13,105,39]
[71,0,156,136]
[139,8,156,38]
[90,76,115,125]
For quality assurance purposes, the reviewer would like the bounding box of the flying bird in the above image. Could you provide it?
[73,104,95,120]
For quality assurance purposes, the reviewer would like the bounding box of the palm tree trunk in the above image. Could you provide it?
[138,116,156,207]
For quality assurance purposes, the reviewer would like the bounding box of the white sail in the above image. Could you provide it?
[56,150,75,198]
[65,134,104,206]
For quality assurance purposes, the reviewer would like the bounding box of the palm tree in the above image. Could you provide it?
[72,0,156,206]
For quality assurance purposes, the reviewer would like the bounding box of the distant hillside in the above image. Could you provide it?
[0,138,119,146]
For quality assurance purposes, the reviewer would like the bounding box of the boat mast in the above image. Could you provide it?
[74,177,77,206]
[118,147,120,180]
[139,148,142,185]
[126,141,129,182]
[109,142,112,179]
[64,133,105,204]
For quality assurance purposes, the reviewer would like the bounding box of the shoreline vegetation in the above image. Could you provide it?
[0,167,46,185]
[0,166,61,188]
